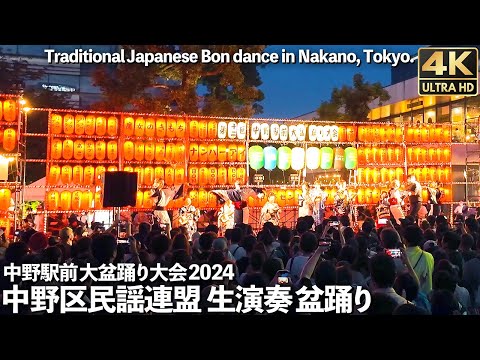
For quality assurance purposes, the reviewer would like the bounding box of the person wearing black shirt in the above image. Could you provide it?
[407,175,422,221]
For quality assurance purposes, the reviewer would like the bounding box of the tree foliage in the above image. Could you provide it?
[91,45,266,117]
[316,73,390,121]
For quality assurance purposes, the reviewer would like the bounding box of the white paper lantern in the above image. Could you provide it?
[297,124,306,141]
[251,122,261,140]
[306,147,321,170]
[218,122,227,139]
[237,122,246,140]
[271,123,280,140]
[308,125,317,141]
[289,125,298,142]
[279,124,288,141]
[260,123,270,140]
[227,121,237,139]
[317,125,324,142]
[331,125,339,141]
[323,125,332,141]
[291,147,305,170]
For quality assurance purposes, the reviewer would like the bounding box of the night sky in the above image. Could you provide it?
[258,45,424,119]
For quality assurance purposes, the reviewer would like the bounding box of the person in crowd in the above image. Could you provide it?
[404,225,434,294]
[441,231,464,278]
[236,234,257,276]
[285,232,318,284]
[171,233,191,254]
[367,293,399,315]
[380,227,406,275]
[238,250,266,286]
[393,303,429,315]
[272,227,291,267]
[430,289,463,315]
[134,222,151,250]
[149,232,171,266]
[434,259,470,311]
[26,232,48,261]
[193,231,216,262]
[298,182,314,218]
[58,226,74,261]
[393,272,431,313]
[228,227,246,261]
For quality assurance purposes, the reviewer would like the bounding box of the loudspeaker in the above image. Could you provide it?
[103,171,138,207]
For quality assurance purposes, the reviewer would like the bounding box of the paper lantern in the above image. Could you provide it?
[285,189,295,206]
[372,146,379,163]
[357,188,365,204]
[228,122,237,139]
[228,167,237,185]
[85,115,96,135]
[189,143,199,162]
[405,127,414,143]
[413,168,421,183]
[357,168,364,184]
[259,123,269,140]
[62,114,74,135]
[156,118,166,138]
[365,188,373,204]
[428,148,436,162]
[144,142,155,161]
[217,167,227,185]
[323,125,332,142]
[442,148,451,163]
[1,128,15,152]
[46,190,59,211]
[407,148,414,163]
[136,191,144,208]
[308,125,317,141]
[72,165,83,185]
[175,168,185,184]
[198,143,208,162]
[124,117,134,136]
[248,196,256,207]
[155,166,164,181]
[379,148,387,163]
[95,116,107,136]
[395,127,403,143]
[82,140,94,161]
[107,141,118,161]
[72,114,85,135]
[59,191,71,211]
[60,165,72,184]
[208,167,217,185]
[163,167,174,186]
[413,127,422,143]
[124,166,133,173]
[379,128,386,142]
[386,148,394,163]
[394,147,404,162]
[291,147,305,171]
[420,126,429,142]
[123,141,134,161]
[217,121,227,139]
[62,139,73,160]
[140,117,153,138]
[143,191,153,209]
[165,118,177,138]
[237,145,246,162]
[189,167,199,185]
[279,124,288,141]
[277,146,292,171]
[81,191,93,210]
[196,120,207,139]
[51,114,63,134]
[237,122,247,140]
[357,148,365,165]
[380,168,388,183]
[344,147,357,170]
[442,125,451,143]
[314,125,324,141]
[49,165,61,185]
[155,143,165,161]
[386,127,396,142]
[421,167,429,182]
[373,126,382,142]
[346,126,357,142]
[407,168,415,177]
[175,143,185,163]
[134,142,145,161]
[421,148,428,163]
[71,191,82,211]
[199,167,208,186]
[372,169,380,183]
[84,166,95,185]
[107,166,117,172]
[288,125,298,141]
[297,124,307,141]
[337,126,347,142]
[264,146,278,171]
[3,100,16,122]
[71,139,84,160]
[320,147,334,170]
[198,189,208,208]
[358,126,366,142]
[95,166,106,185]
[363,147,371,163]
[207,121,218,139]
[237,168,246,185]
[207,144,218,162]
[294,189,303,206]
[364,168,372,183]
[434,126,442,143]
[106,116,118,136]
[249,145,264,170]
[227,144,238,162]
[208,192,217,207]
[306,147,321,170]
[444,167,451,182]
[331,125,340,142]
[189,190,199,208]
[134,167,144,185]
[372,188,380,204]
[132,117,145,137]
[176,118,186,138]
[388,168,396,182]
[276,190,286,207]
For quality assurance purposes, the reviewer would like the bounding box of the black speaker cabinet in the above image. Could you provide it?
[103,171,138,207]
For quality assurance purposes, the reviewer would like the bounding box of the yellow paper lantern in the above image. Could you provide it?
[442,147,451,163]
[198,189,208,207]
[388,168,396,182]
[60,165,72,184]
[358,126,366,142]
[123,141,134,161]
[198,143,208,162]
[176,118,186,138]
[62,139,74,160]
[107,166,117,172]
[166,118,177,138]
[135,117,145,137]
[227,144,238,162]
[136,191,144,208]
[208,121,218,139]
[357,188,365,204]
[175,168,185,184]
[81,191,93,210]
[73,165,83,185]
[405,127,414,143]
[217,144,227,162]
[387,148,394,163]
[189,120,198,138]
[85,115,96,135]
[207,144,218,162]
[198,120,207,139]
[286,189,295,206]
[372,188,380,204]
[75,115,85,135]
[165,143,175,162]
[63,114,75,135]
[444,167,451,182]
[164,166,175,186]
[46,190,59,211]
[395,127,403,143]
[357,148,365,165]
[95,166,106,185]
[442,125,451,143]
[124,117,134,136]
[49,165,61,185]
[199,167,209,186]
[71,191,83,211]
[386,127,396,142]
[124,166,133,172]
[434,126,443,143]
[84,166,95,185]
[365,188,373,204]
[394,147,404,162]
[2,100,16,122]
[84,140,96,161]
[380,168,388,183]
[372,169,380,183]
[208,167,217,185]
[237,144,246,162]
[156,118,166,138]
[217,167,227,185]
[143,191,153,209]
[337,126,347,142]
[277,190,286,207]
[357,168,364,184]
[189,167,199,185]
[134,167,144,186]
[107,141,118,160]
[155,142,165,161]
[189,190,199,208]
[144,142,155,161]
[2,128,16,152]
[60,191,72,211]
[51,139,63,160]
[379,148,387,163]
[396,167,404,182]
[51,114,63,134]
[145,118,155,137]
[93,140,105,161]
[428,148,436,162]
[154,167,164,181]
[208,192,217,207]
[135,141,145,161]
[175,143,185,163]
[346,125,357,142]
[227,167,237,185]
[107,116,118,136]
[96,116,107,136]
[237,168,246,185]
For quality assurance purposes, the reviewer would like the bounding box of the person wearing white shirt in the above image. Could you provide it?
[285,232,318,284]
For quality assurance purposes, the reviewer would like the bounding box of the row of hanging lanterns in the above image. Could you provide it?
[46,190,97,211]
[188,166,246,186]
[48,165,118,186]
[123,141,185,162]
[404,124,451,143]
[51,114,119,136]
[250,123,357,142]
[406,147,451,163]
[50,139,118,161]
[189,120,247,140]
[407,167,452,183]
[189,143,246,162]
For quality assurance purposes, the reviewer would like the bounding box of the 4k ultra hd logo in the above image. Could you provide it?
[418,47,478,96]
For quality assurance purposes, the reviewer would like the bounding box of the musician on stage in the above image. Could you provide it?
[427,181,443,216]
[260,192,281,226]
[150,178,176,239]
[388,179,406,225]
[312,182,328,226]
[333,180,353,217]
[179,197,200,241]
[298,182,314,217]
[406,175,422,220]
[217,198,235,235]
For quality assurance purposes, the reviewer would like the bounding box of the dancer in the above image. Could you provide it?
[388,179,406,225]
[333,180,353,217]
[312,182,328,226]
[406,175,422,220]
[150,178,176,239]
[178,197,200,241]
[427,181,443,216]
[298,182,314,217]
[217,198,235,235]
[260,192,281,226]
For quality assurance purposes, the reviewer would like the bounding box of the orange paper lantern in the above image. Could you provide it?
[107,141,117,160]
[189,167,199,185]
[237,168,246,184]
[198,189,208,208]
[135,141,145,161]
[386,126,396,142]
[434,126,442,143]
[134,167,144,186]
[84,166,95,185]
[387,148,394,163]
[198,120,208,139]
[237,145,246,162]
[357,168,364,184]
[71,139,84,160]
[358,126,366,142]
[60,191,71,211]
[144,142,155,161]
[357,148,366,164]
[94,192,103,209]
[208,121,218,139]
[134,117,145,137]
[175,168,185,184]
[337,126,346,142]
[62,139,74,160]
[364,168,372,183]
[49,165,61,185]
[156,118,166,138]
[413,148,421,163]
[155,142,165,161]
[95,166,106,185]
[421,167,429,182]
[372,146,379,163]
[51,114,63,134]
[372,188,380,204]
[136,191,144,208]
[51,139,62,160]
[395,167,404,182]
[164,166,175,186]
[208,167,217,185]
[364,147,372,163]
[73,165,83,184]
[85,140,96,161]
[217,144,227,162]
[346,125,357,142]
[208,192,217,207]
[96,116,107,136]
[143,191,153,209]
[372,169,380,183]
[394,147,403,162]
[414,168,422,182]
[379,148,387,163]
[442,125,451,143]
[123,141,134,161]
[199,167,209,186]
[444,167,451,182]
[198,143,208,162]
[3,128,16,152]
[395,127,403,143]
[276,190,286,207]
[165,143,175,162]
[189,190,199,208]
[75,115,85,135]
[217,167,227,185]
[388,168,396,182]
[428,148,436,162]
[405,127,414,142]
[248,196,256,207]
[3,100,16,122]
[166,119,177,138]
[175,143,185,163]
[124,117,134,136]
[365,188,373,204]
[421,126,430,142]
[145,118,155,137]
[81,191,93,210]
[60,165,72,184]
[189,120,198,138]
[154,167,164,181]
[380,168,388,183]
[176,118,186,138]
[189,143,199,162]
[413,127,422,143]
[227,144,238,162]
[357,188,365,204]
[107,166,117,172]
[124,166,133,173]
[286,189,295,206]
[207,144,218,162]
[46,190,59,211]
[85,115,96,135]
[71,191,83,211]
[227,167,237,185]
[107,116,118,136]
[442,148,451,163]
[420,148,428,163]
[63,114,75,135]
[379,128,386,142]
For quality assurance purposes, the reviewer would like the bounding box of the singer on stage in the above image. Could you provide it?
[260,192,281,226]
[150,178,176,239]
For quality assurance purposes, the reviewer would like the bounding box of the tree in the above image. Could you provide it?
[92,45,266,117]
[316,73,390,121]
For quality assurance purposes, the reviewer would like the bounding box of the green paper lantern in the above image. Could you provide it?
[248,145,264,170]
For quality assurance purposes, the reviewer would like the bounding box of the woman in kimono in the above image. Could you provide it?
[179,197,200,241]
